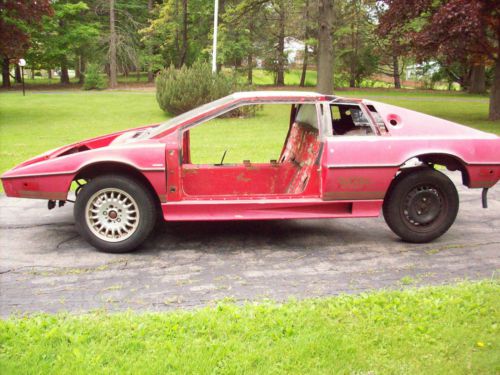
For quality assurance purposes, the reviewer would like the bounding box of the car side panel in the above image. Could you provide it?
[161,198,382,221]
[322,136,500,201]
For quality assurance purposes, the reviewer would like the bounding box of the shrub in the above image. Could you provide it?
[156,61,253,116]
[83,64,107,90]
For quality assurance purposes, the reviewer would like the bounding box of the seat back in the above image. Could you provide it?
[279,121,321,194]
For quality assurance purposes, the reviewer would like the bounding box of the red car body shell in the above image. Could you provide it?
[2,91,499,222]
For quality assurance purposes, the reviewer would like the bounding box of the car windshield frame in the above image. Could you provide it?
[145,95,235,139]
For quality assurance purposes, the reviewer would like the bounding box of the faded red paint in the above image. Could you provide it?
[1,91,499,223]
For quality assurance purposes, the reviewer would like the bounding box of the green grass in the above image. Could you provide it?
[189,105,290,164]
[250,68,318,86]
[0,92,168,177]
[1,281,498,374]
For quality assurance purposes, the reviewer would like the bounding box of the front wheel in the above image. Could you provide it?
[383,168,459,243]
[74,175,157,253]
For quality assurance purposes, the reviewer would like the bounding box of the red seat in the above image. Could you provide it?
[280,122,321,194]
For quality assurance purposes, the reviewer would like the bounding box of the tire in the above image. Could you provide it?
[74,175,157,253]
[383,168,459,243]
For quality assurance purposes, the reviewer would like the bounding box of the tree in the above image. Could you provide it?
[0,0,53,87]
[378,0,500,120]
[317,0,334,94]
[218,0,269,83]
[299,0,312,87]
[109,0,118,88]
[334,0,378,88]
[141,0,212,68]
[147,0,155,82]
[225,0,295,86]
[27,2,99,85]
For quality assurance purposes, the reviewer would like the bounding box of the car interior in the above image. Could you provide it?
[180,103,322,197]
[331,104,374,136]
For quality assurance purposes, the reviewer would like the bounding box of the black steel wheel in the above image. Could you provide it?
[383,168,459,243]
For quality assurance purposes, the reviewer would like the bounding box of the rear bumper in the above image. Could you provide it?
[466,165,500,188]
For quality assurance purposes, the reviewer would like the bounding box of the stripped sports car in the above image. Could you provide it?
[2,91,499,253]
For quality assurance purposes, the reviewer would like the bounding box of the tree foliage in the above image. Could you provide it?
[82,63,107,89]
[27,2,99,82]
[0,0,53,59]
[378,0,500,119]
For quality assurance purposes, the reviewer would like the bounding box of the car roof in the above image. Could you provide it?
[230,91,335,101]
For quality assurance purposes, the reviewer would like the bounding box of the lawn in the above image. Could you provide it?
[1,89,499,181]
[0,92,168,177]
[190,105,291,164]
[1,281,498,374]
[250,68,318,86]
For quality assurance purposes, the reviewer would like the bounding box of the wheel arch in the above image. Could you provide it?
[74,161,162,208]
[384,152,469,203]
[399,152,470,185]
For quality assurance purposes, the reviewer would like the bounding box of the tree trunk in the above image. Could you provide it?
[179,0,188,67]
[469,64,486,94]
[300,44,309,87]
[109,0,118,88]
[60,58,70,84]
[247,53,253,84]
[76,56,85,84]
[392,53,401,89]
[299,0,309,88]
[349,21,356,88]
[489,59,500,121]
[15,64,22,83]
[75,61,81,81]
[147,0,154,83]
[317,0,333,94]
[2,57,10,88]
[48,69,52,80]
[78,58,85,84]
[276,3,285,86]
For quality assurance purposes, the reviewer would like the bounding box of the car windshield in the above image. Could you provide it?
[144,95,235,138]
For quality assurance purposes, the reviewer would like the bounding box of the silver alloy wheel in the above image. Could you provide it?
[85,188,140,242]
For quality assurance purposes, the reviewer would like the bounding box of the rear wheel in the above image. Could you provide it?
[74,175,156,253]
[383,168,459,243]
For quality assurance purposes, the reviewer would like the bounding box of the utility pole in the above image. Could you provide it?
[212,0,219,74]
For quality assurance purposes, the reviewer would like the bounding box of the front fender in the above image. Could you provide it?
[1,141,166,200]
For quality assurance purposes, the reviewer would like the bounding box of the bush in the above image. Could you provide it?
[83,64,107,90]
[156,61,253,116]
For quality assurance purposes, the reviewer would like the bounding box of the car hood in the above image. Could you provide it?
[9,124,159,172]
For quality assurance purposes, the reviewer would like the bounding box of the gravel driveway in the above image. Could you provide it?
[1,173,498,316]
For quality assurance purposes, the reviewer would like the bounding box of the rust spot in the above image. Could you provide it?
[338,177,370,190]
[169,186,177,193]
[236,173,251,183]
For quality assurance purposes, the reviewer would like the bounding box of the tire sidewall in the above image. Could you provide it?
[383,169,459,243]
[74,175,156,253]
